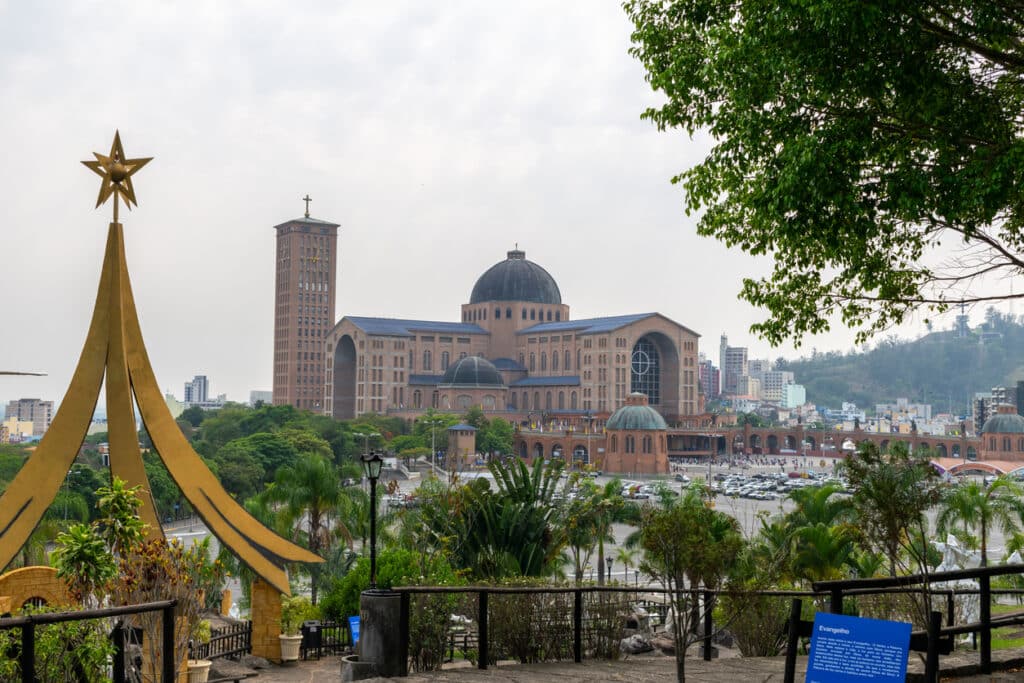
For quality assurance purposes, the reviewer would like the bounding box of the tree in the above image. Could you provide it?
[937,476,1024,566]
[842,442,943,577]
[626,1,1024,346]
[640,489,744,682]
[259,453,351,603]
[477,417,514,456]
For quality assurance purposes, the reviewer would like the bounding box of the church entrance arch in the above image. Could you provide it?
[630,333,680,410]
[332,335,357,419]
[573,445,589,464]
[766,434,779,454]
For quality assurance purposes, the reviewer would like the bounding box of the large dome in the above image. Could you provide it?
[981,407,1024,435]
[469,249,561,305]
[441,356,505,386]
[606,393,668,431]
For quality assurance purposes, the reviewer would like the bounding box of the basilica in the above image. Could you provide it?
[324,249,701,431]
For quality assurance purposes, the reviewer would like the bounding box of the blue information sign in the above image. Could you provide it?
[348,616,361,646]
[807,612,911,683]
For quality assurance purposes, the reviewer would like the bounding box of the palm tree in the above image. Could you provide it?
[260,453,352,603]
[937,477,1024,566]
[615,547,638,584]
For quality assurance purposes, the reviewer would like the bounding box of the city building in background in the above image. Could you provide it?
[249,390,273,406]
[719,335,748,396]
[184,375,208,405]
[3,398,53,436]
[271,204,340,411]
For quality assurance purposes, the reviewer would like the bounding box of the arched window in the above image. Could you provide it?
[576,349,581,370]
[1019,437,1024,451]
[552,352,559,371]
[413,390,422,409]
[571,391,578,409]
[991,437,997,450]
[509,392,518,409]
[625,435,635,453]
[442,351,450,370]
[408,350,413,370]
[1004,437,1012,451]
[545,391,552,409]
[522,308,527,320]
[529,353,536,371]
[495,308,501,319]
[423,350,432,371]
[643,436,652,454]
[540,352,547,371]
[523,391,529,409]
[519,353,525,367]
[506,307,512,318]
[558,391,565,409]
[555,311,561,321]
[531,309,536,320]
[547,310,552,321]
[565,350,571,371]
[611,435,618,452]
[534,392,541,410]
[483,308,487,320]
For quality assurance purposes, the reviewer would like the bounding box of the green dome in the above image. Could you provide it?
[441,356,504,387]
[981,412,1024,435]
[606,392,667,431]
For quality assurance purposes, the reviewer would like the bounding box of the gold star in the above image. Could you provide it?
[82,131,152,216]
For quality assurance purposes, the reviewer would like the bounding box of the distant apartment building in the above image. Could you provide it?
[746,358,771,381]
[697,355,720,401]
[719,335,748,395]
[249,390,273,406]
[3,398,53,436]
[735,375,761,399]
[762,370,795,403]
[1,417,34,443]
[782,383,806,409]
[184,375,209,405]
[875,398,932,422]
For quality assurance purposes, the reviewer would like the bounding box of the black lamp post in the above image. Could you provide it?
[361,450,384,590]
[606,556,613,584]
[634,569,639,588]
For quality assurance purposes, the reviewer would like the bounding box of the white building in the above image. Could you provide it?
[782,384,806,409]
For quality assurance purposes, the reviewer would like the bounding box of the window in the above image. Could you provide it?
[495,308,501,319]
[506,307,512,318]
[522,391,529,409]
[571,391,578,409]
[625,435,635,453]
[611,435,618,452]
[555,312,561,321]
[509,392,518,409]
[423,350,432,371]
[540,352,547,371]
[643,436,652,454]
[529,353,536,371]
[522,309,527,320]
[547,310,552,321]
[546,391,552,409]
[565,350,571,370]
[442,351,450,370]
[558,391,565,409]
[534,391,541,409]
[531,309,536,320]
[552,352,559,371]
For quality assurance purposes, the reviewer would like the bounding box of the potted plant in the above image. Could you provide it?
[187,619,213,683]
[279,596,311,663]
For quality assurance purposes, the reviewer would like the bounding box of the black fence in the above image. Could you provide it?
[0,599,177,683]
[189,621,252,661]
[299,619,353,660]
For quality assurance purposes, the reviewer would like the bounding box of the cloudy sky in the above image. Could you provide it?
[0,1,969,409]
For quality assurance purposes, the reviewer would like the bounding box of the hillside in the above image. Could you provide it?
[774,311,1024,415]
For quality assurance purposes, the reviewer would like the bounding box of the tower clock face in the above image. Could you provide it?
[631,349,652,376]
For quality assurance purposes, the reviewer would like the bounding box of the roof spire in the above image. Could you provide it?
[302,194,312,218]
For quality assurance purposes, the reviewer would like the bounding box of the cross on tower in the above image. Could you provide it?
[303,194,312,218]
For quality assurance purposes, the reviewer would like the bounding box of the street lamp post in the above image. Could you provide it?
[606,557,613,585]
[361,450,384,590]
[583,411,594,469]
[634,570,639,588]
[423,418,444,476]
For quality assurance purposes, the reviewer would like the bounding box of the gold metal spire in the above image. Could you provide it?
[81,131,152,222]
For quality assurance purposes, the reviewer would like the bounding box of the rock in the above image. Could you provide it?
[237,654,271,669]
[620,633,654,655]
[651,635,675,655]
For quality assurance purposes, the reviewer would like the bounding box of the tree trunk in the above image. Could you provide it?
[598,539,605,585]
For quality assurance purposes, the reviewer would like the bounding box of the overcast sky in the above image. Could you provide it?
[0,1,982,410]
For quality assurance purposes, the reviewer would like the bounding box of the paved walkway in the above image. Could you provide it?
[237,648,1024,682]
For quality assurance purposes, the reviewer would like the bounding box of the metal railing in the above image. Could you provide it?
[189,620,252,661]
[0,599,177,683]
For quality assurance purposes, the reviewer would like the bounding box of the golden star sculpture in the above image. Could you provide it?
[81,130,152,222]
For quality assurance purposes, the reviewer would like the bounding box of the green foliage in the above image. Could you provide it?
[280,595,315,635]
[51,523,117,603]
[0,606,115,682]
[842,441,943,576]
[477,417,514,456]
[626,1,1024,346]
[0,448,26,482]
[319,548,460,621]
[938,476,1024,566]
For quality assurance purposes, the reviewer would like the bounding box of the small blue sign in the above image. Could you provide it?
[807,612,911,683]
[348,616,360,646]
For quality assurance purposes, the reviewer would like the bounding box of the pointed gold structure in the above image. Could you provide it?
[0,133,320,594]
